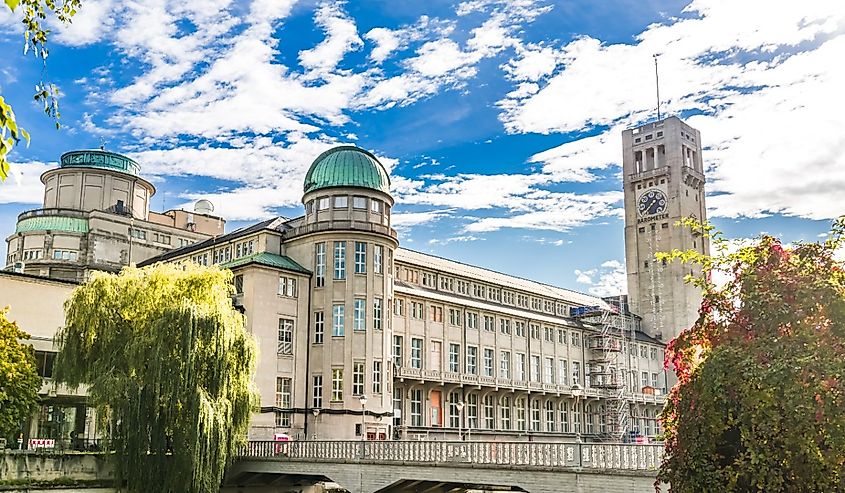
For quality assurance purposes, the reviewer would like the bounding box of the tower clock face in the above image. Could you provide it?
[638,189,667,217]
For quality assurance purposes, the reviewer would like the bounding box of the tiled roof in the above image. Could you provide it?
[395,248,609,309]
[15,216,89,234]
[303,146,390,194]
[220,252,310,274]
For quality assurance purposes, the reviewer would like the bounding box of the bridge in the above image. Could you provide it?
[230,440,666,493]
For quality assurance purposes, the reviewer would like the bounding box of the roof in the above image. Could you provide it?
[60,149,141,176]
[16,216,89,234]
[220,251,310,274]
[394,248,609,309]
[0,269,79,286]
[303,146,390,194]
[139,216,288,266]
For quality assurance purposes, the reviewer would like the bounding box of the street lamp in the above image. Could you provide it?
[456,401,465,441]
[571,384,583,469]
[358,395,368,442]
[571,384,583,444]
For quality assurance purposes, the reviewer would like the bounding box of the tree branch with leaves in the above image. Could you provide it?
[1,0,81,180]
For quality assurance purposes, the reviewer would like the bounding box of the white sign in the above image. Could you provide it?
[28,438,55,449]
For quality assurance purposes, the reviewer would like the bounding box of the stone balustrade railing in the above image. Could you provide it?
[238,440,664,471]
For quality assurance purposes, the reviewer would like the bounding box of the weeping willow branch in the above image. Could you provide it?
[54,263,258,493]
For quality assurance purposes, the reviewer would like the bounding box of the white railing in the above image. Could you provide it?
[239,440,664,471]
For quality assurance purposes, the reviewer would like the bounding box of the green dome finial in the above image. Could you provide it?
[303,146,391,195]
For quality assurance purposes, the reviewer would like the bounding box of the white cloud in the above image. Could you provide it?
[429,235,484,245]
[575,259,626,297]
[498,0,845,221]
[0,161,53,205]
[298,2,363,78]
[51,0,116,46]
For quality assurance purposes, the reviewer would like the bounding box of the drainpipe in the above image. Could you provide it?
[303,273,313,441]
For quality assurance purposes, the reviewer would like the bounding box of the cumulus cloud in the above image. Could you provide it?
[575,259,626,297]
[499,0,845,221]
[0,161,53,205]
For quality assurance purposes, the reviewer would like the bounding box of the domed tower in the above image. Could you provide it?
[291,146,398,439]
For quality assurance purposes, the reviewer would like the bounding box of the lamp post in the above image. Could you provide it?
[358,395,368,442]
[311,408,320,441]
[456,401,465,441]
[571,384,583,469]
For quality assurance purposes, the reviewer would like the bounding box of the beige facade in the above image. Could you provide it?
[622,117,709,341]
[0,271,95,445]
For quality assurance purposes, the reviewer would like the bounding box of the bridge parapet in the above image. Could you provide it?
[239,440,664,472]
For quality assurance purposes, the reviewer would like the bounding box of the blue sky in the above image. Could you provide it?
[1,0,843,295]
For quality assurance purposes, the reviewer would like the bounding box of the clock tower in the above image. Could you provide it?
[622,116,709,341]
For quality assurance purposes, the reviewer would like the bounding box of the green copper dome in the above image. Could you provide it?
[303,146,390,194]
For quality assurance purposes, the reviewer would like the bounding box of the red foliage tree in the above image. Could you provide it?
[656,218,845,492]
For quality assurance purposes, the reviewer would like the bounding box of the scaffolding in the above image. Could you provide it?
[572,298,636,442]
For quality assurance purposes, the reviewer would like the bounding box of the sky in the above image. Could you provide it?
[1,0,843,296]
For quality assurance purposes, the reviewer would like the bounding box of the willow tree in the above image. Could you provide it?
[656,218,845,492]
[54,263,258,493]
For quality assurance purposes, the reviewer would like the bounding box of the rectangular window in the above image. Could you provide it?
[530,323,540,339]
[334,241,346,279]
[572,361,581,386]
[467,394,478,429]
[558,329,566,344]
[530,355,540,382]
[501,397,511,430]
[466,312,478,329]
[642,371,649,389]
[650,347,659,360]
[652,372,659,389]
[277,319,293,355]
[354,241,367,274]
[373,245,383,274]
[466,346,477,375]
[331,369,343,401]
[411,338,423,369]
[371,200,381,213]
[500,351,510,379]
[545,401,555,432]
[449,343,460,372]
[354,299,366,331]
[429,305,443,322]
[560,402,569,433]
[373,298,382,330]
[393,298,405,316]
[484,315,495,332]
[484,395,494,429]
[234,274,244,294]
[278,276,297,297]
[314,311,324,344]
[449,391,461,428]
[315,243,326,287]
[411,302,424,319]
[449,308,461,326]
[393,336,403,367]
[373,360,382,394]
[353,196,367,209]
[275,377,291,427]
[516,398,526,431]
[544,357,554,384]
[317,197,329,210]
[333,195,348,208]
[410,389,422,426]
[353,362,365,396]
[558,359,567,385]
[33,351,55,378]
[483,348,494,377]
[572,332,581,347]
[515,321,525,337]
[332,304,345,336]
[500,319,511,335]
[516,353,526,381]
[313,375,323,408]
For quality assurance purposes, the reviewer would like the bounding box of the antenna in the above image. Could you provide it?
[653,54,661,121]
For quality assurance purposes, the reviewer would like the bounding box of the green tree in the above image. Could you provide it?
[0,308,42,441]
[656,218,845,492]
[54,263,259,493]
[1,0,81,180]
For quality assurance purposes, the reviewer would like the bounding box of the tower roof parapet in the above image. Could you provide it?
[59,149,141,176]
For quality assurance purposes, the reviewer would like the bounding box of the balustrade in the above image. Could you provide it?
[239,440,664,471]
